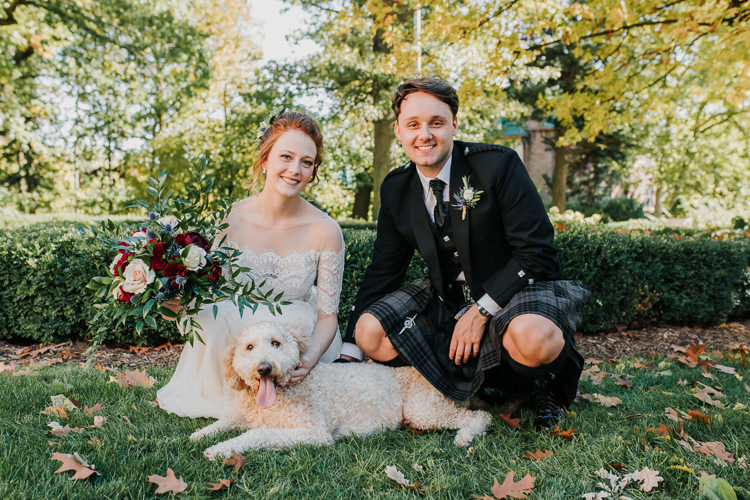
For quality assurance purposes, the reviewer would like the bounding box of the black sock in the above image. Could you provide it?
[501,347,568,380]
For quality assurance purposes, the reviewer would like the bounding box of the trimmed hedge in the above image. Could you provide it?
[0,222,748,344]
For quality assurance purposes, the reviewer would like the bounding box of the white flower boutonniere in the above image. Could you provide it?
[452,176,484,220]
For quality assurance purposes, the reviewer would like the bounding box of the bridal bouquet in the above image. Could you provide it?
[86,169,283,346]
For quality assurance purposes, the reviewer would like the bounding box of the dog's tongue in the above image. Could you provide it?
[256,376,277,409]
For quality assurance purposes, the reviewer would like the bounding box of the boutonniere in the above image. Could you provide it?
[451,176,483,220]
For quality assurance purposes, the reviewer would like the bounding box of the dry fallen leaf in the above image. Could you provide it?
[550,426,574,438]
[92,416,106,428]
[687,409,712,424]
[635,467,663,492]
[120,415,133,426]
[50,452,100,480]
[489,470,536,499]
[694,441,735,463]
[522,449,552,461]
[693,387,725,409]
[646,423,670,438]
[582,365,607,385]
[613,375,633,388]
[664,407,681,422]
[206,479,233,491]
[580,393,622,407]
[48,421,80,436]
[498,413,521,429]
[41,406,68,419]
[385,465,411,486]
[223,451,246,473]
[83,403,103,415]
[148,468,187,494]
[88,436,103,448]
[712,364,736,375]
[115,369,156,389]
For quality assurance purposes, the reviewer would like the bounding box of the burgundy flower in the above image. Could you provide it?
[152,241,165,259]
[184,231,211,251]
[175,233,189,247]
[162,262,186,278]
[117,241,129,254]
[150,256,166,271]
[209,262,222,283]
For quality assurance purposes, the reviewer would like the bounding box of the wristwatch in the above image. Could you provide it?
[476,303,493,319]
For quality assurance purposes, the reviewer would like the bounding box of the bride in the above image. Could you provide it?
[157,112,344,419]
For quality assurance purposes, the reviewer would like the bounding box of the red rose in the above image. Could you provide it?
[118,241,129,254]
[117,286,133,303]
[113,253,130,277]
[185,231,211,251]
[150,257,166,271]
[175,233,189,247]
[209,262,222,283]
[152,241,165,259]
[162,263,186,277]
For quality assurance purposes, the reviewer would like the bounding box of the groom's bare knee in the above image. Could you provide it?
[354,313,386,354]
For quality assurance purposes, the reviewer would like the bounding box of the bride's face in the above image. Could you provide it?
[262,129,317,197]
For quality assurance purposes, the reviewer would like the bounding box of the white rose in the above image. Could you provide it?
[157,215,179,229]
[462,188,475,202]
[182,244,207,271]
[131,230,148,240]
[121,258,156,294]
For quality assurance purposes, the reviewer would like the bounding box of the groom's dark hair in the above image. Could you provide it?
[391,77,459,119]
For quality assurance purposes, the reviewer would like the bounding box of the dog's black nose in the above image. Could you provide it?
[257,363,272,376]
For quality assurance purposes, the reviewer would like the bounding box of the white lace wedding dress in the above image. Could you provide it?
[157,209,345,419]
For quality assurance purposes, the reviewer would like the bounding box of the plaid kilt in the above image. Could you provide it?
[364,279,590,403]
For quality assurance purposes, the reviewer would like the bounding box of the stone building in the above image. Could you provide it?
[497,120,556,201]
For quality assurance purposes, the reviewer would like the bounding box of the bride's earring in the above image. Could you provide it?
[262,168,266,175]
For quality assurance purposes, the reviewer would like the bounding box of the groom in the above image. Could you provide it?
[339,77,589,428]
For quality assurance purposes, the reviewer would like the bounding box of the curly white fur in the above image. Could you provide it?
[190,321,492,459]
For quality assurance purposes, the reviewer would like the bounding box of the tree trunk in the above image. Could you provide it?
[371,117,396,221]
[351,172,372,219]
[551,144,570,211]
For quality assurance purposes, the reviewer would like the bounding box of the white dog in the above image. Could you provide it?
[190,321,492,460]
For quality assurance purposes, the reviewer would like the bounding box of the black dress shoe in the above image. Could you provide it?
[332,358,352,364]
[530,375,565,430]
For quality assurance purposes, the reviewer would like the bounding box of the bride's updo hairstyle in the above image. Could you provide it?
[250,112,324,190]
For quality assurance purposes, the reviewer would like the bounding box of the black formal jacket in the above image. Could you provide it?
[343,140,563,342]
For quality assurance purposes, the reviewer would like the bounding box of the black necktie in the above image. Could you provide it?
[429,179,448,230]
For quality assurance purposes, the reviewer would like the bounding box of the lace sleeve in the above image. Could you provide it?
[316,222,345,316]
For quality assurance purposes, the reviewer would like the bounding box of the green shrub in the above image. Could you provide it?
[557,225,750,332]
[601,197,645,222]
[1,221,748,344]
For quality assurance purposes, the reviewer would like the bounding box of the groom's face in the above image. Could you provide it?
[394,92,457,176]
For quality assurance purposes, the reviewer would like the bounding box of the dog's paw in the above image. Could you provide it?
[454,428,474,447]
[204,444,233,461]
[189,430,205,442]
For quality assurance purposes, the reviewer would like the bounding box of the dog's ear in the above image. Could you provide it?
[223,340,247,391]
[286,319,310,357]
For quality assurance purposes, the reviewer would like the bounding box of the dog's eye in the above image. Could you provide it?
[271,340,281,348]
[246,344,254,351]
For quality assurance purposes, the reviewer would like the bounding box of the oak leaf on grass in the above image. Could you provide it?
[580,393,622,407]
[223,451,245,473]
[148,468,187,494]
[498,413,521,429]
[113,369,156,389]
[550,425,574,438]
[488,470,536,499]
[522,449,552,461]
[50,452,100,480]
[206,479,233,491]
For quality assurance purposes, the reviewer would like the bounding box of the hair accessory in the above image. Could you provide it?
[256,109,287,143]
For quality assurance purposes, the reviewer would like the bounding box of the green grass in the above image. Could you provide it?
[1,354,748,499]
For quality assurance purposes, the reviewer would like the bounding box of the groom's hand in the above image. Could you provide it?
[449,305,488,365]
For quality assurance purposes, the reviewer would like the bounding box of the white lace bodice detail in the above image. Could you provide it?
[230,246,345,315]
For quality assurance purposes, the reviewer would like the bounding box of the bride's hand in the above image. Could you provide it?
[289,356,315,385]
